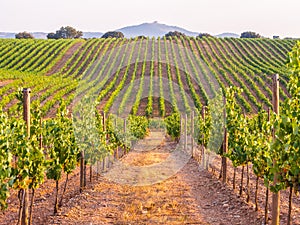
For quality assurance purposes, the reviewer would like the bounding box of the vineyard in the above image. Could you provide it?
[0,37,299,225]
[0,37,296,115]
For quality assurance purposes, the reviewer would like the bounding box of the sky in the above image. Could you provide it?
[1,0,299,38]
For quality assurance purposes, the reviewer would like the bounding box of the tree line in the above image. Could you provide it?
[15,26,270,40]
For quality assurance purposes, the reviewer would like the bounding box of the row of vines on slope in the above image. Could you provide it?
[0,91,150,224]
[194,41,300,225]
[0,37,296,116]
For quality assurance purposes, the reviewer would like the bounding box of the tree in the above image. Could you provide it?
[15,32,34,39]
[198,33,213,38]
[165,31,186,38]
[240,31,261,38]
[47,26,83,39]
[137,35,147,40]
[101,31,124,38]
[46,33,56,39]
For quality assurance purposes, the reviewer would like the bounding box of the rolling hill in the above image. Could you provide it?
[116,21,199,38]
[0,36,295,117]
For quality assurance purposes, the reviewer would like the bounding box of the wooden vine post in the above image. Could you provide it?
[79,148,85,192]
[115,117,119,160]
[22,88,31,225]
[23,88,31,137]
[80,154,84,191]
[124,118,126,155]
[180,115,183,137]
[201,106,206,167]
[184,114,187,152]
[191,111,194,157]
[264,107,271,224]
[272,74,280,225]
[102,112,106,170]
[222,97,228,183]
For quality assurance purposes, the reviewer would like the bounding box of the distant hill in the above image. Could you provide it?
[116,21,199,38]
[215,33,239,38]
[0,32,15,38]
[83,32,103,39]
[0,32,48,39]
[32,32,48,39]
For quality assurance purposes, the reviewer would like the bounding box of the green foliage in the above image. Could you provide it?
[165,112,181,141]
[103,37,138,113]
[208,93,225,153]
[220,45,300,193]
[101,31,124,39]
[0,39,75,74]
[117,39,143,115]
[146,38,155,117]
[165,31,186,39]
[247,107,273,182]
[240,31,261,38]
[27,105,46,189]
[196,92,225,153]
[225,87,249,166]
[44,102,78,180]
[131,38,149,115]
[73,98,107,165]
[198,33,213,38]
[163,36,179,111]
[216,87,274,191]
[196,109,211,147]
[0,110,14,210]
[128,115,149,139]
[47,26,83,39]
[46,33,57,39]
[106,114,128,151]
[15,32,34,39]
[0,98,46,210]
[271,41,300,192]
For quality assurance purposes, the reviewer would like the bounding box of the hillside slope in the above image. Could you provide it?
[0,37,296,116]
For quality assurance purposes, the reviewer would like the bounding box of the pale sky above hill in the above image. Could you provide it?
[1,0,299,38]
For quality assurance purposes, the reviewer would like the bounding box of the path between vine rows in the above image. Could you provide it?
[47,131,262,225]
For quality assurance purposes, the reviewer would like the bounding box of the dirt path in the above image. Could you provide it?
[47,132,262,225]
